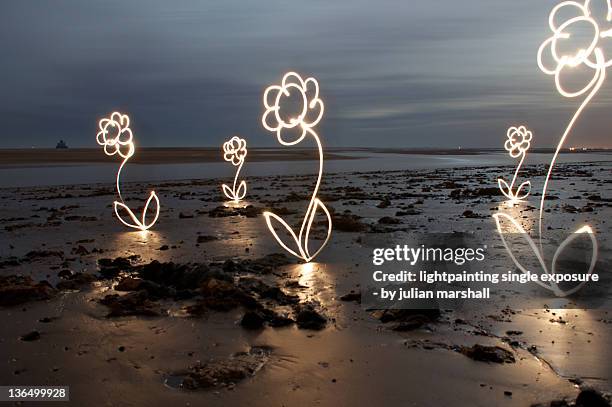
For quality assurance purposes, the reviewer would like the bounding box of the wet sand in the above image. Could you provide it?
[0,161,610,406]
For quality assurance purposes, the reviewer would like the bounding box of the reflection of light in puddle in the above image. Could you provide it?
[520,308,608,378]
[504,198,521,208]
[496,200,536,233]
[224,200,254,209]
[110,230,168,259]
[294,262,336,308]
[298,262,317,287]
[137,230,153,242]
[130,230,162,245]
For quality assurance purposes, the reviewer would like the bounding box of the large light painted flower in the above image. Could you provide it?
[96,112,134,159]
[504,126,532,158]
[223,136,247,166]
[537,0,612,97]
[262,72,324,145]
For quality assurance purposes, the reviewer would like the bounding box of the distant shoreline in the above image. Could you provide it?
[0,147,609,167]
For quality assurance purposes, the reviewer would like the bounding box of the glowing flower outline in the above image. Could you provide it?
[96,112,134,159]
[223,136,247,166]
[262,72,324,146]
[261,72,332,263]
[222,136,248,203]
[494,0,607,297]
[96,111,160,231]
[537,0,612,97]
[504,126,532,158]
[536,0,608,246]
[498,126,532,202]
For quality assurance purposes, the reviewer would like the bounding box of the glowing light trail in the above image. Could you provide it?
[96,112,160,231]
[222,136,248,203]
[498,126,532,203]
[494,0,607,296]
[536,0,609,245]
[261,72,332,262]
[493,213,598,297]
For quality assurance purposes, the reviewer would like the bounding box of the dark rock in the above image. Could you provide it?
[377,198,390,208]
[72,245,89,255]
[97,257,134,278]
[0,257,20,268]
[256,284,299,305]
[575,388,610,407]
[57,269,74,279]
[263,310,295,327]
[451,187,499,199]
[240,311,265,330]
[20,331,41,341]
[206,281,257,311]
[460,344,515,364]
[100,291,163,317]
[340,290,361,303]
[230,253,294,275]
[24,250,64,260]
[462,210,485,218]
[208,205,260,218]
[296,305,327,330]
[197,235,218,244]
[0,275,55,306]
[208,206,240,218]
[373,308,440,324]
[396,209,421,216]
[115,277,145,292]
[175,346,272,390]
[378,216,400,225]
[272,207,297,215]
[331,213,367,232]
[55,273,96,290]
[140,262,221,290]
[242,205,260,218]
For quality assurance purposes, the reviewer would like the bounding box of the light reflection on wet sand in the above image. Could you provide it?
[0,161,608,405]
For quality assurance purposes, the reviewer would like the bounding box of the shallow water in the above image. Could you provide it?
[1,152,610,188]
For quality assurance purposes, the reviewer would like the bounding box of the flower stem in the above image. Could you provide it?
[538,58,606,251]
[509,152,525,193]
[232,159,244,196]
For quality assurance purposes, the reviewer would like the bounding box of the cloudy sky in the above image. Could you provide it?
[0,0,610,148]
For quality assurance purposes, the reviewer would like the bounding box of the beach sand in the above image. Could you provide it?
[0,160,610,406]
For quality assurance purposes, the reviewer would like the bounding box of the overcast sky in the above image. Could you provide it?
[0,0,610,148]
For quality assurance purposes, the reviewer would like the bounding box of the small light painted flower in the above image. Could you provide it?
[96,112,134,159]
[223,136,247,166]
[504,126,532,158]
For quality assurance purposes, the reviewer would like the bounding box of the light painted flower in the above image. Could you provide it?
[96,112,134,159]
[504,126,532,158]
[262,72,324,145]
[537,0,612,97]
[223,136,247,166]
